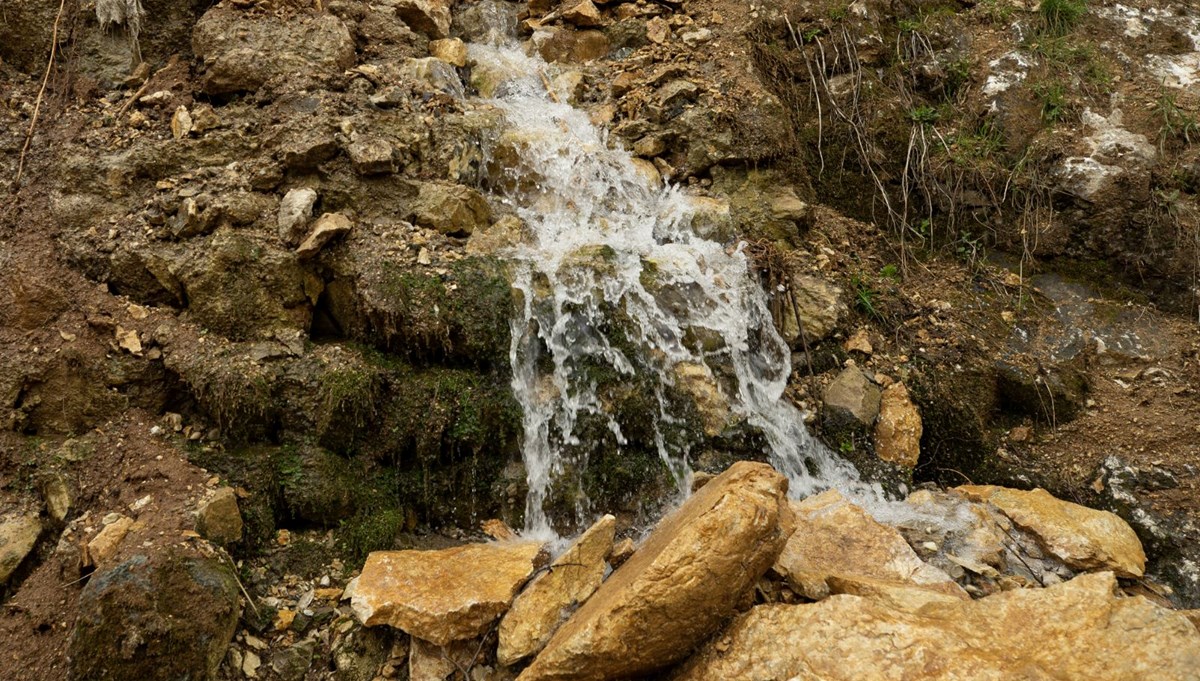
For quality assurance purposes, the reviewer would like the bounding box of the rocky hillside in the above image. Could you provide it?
[1,0,1199,679]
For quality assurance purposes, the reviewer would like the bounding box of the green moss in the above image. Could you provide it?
[337,509,408,565]
[369,257,514,367]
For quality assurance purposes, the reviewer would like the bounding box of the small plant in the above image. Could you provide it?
[850,275,883,320]
[1040,0,1086,35]
[979,0,1016,24]
[1156,89,1198,148]
[839,440,855,455]
[908,105,940,125]
[1034,82,1067,123]
[880,264,901,280]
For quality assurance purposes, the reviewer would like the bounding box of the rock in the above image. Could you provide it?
[955,485,1146,578]
[281,132,340,172]
[843,328,872,355]
[561,0,604,27]
[347,139,397,176]
[498,515,616,665]
[646,17,670,44]
[466,215,531,255]
[191,104,222,133]
[768,187,812,224]
[687,196,732,240]
[779,273,846,346]
[243,650,262,678]
[69,549,241,681]
[630,158,661,188]
[297,213,353,258]
[0,514,41,585]
[411,183,492,237]
[192,9,356,95]
[352,541,543,645]
[823,367,881,430]
[672,363,731,437]
[773,489,964,601]
[169,197,207,239]
[87,515,134,567]
[271,639,315,681]
[410,638,476,681]
[873,383,922,468]
[429,38,467,67]
[399,57,464,97]
[278,188,318,245]
[633,136,666,157]
[197,487,243,545]
[517,461,793,681]
[672,572,1200,680]
[394,0,452,39]
[680,28,712,46]
[608,537,635,568]
[658,80,699,109]
[41,473,72,522]
[532,28,610,63]
[171,106,193,139]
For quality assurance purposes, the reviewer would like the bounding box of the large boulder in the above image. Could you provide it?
[68,549,240,681]
[192,8,356,95]
[352,541,543,645]
[955,485,1146,578]
[498,515,616,665]
[517,461,793,681]
[673,572,1200,680]
[773,489,964,601]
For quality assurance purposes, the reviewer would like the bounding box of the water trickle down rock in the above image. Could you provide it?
[465,41,874,535]
[772,489,965,602]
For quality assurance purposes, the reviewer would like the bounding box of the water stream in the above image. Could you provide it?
[463,42,883,538]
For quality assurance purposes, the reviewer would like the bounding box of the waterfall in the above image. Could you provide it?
[464,43,883,538]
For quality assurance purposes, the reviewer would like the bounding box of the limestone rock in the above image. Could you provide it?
[352,541,543,645]
[773,490,964,600]
[192,9,356,95]
[429,38,467,67]
[398,57,464,96]
[197,487,244,546]
[779,273,846,345]
[517,461,793,681]
[394,0,452,39]
[532,28,610,63]
[672,363,731,437]
[466,215,532,256]
[41,473,72,522]
[673,572,1200,680]
[0,514,41,585]
[171,106,193,140]
[411,183,492,237]
[347,138,397,176]
[498,515,616,665]
[87,515,134,567]
[955,485,1146,577]
[69,549,240,681]
[410,638,475,681]
[297,213,353,259]
[278,188,318,245]
[873,382,922,468]
[823,367,881,430]
[561,0,604,27]
[609,538,635,568]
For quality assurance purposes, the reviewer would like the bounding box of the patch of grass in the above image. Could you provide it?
[1156,89,1198,149]
[1040,0,1086,35]
[951,116,1006,160]
[979,0,1016,24]
[1034,82,1067,123]
[851,274,883,320]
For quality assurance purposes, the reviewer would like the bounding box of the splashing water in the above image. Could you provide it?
[465,43,883,537]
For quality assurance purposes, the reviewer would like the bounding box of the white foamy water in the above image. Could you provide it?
[463,43,885,537]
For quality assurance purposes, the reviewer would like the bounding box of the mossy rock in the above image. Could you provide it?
[69,549,240,681]
[354,256,514,367]
[187,444,282,551]
[277,444,398,527]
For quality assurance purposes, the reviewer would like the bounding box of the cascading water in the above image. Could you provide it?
[464,42,883,538]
